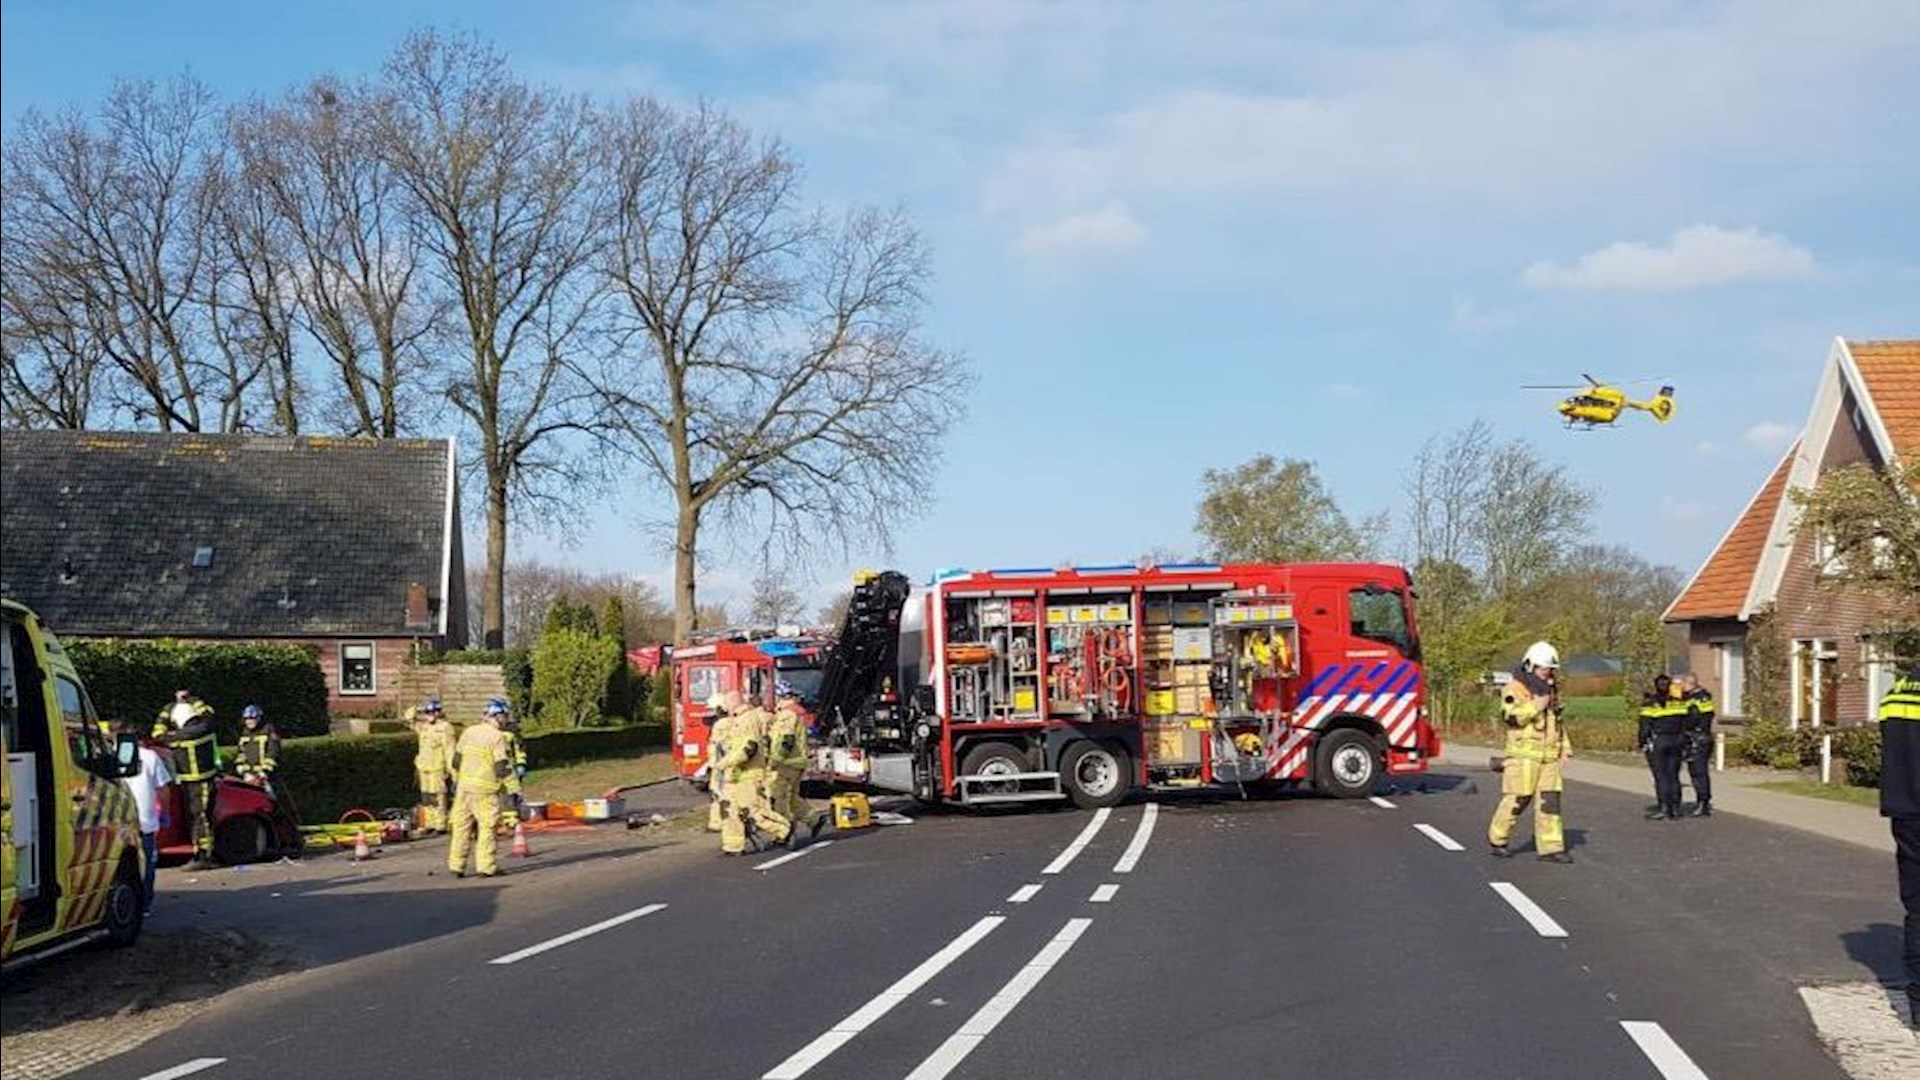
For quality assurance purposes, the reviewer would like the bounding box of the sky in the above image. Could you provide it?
[6,0,1918,617]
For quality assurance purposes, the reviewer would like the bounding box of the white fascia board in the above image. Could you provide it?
[1744,338,1846,618]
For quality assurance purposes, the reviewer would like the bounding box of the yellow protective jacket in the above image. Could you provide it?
[415,719,456,773]
[1500,669,1571,762]
[768,706,810,772]
[451,723,521,797]
[721,707,773,780]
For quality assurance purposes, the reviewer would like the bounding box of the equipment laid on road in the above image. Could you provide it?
[3,598,146,970]
[831,793,872,830]
[1522,374,1677,429]
[804,561,1436,810]
[510,822,531,858]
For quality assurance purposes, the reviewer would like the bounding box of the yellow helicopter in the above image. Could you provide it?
[1523,375,1676,429]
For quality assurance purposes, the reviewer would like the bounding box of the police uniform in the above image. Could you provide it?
[1681,684,1716,816]
[1637,680,1687,820]
[1878,665,1920,1026]
[1488,665,1572,861]
[448,717,520,877]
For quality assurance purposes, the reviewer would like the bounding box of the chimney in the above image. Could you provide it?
[405,582,432,630]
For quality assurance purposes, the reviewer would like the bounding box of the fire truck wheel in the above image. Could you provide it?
[1061,741,1130,810]
[1315,729,1381,799]
[103,857,144,948]
[961,742,1028,799]
[214,815,272,865]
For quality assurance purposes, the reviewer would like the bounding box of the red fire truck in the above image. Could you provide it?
[668,635,827,787]
[807,561,1436,809]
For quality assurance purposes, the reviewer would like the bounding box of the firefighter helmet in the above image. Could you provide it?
[1522,641,1561,671]
[242,704,263,720]
[485,697,509,716]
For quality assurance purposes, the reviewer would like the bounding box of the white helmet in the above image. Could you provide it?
[1523,641,1560,670]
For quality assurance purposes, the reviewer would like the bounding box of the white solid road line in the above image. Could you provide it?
[1007,883,1043,904]
[1112,802,1159,874]
[1489,882,1569,938]
[1089,884,1119,903]
[1414,823,1465,851]
[138,1061,227,1080]
[1042,807,1112,874]
[904,918,1094,1080]
[763,915,1006,1080]
[753,839,835,871]
[487,903,668,965]
[1621,1021,1711,1080]
[1369,796,1398,809]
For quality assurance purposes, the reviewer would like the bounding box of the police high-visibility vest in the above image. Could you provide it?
[1881,676,1920,723]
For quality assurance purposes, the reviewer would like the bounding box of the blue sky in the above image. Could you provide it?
[7,1,1918,615]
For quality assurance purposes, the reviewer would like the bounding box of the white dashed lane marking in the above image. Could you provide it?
[138,1061,227,1080]
[1620,1021,1711,1079]
[1414,823,1465,851]
[753,839,835,871]
[1006,883,1042,904]
[1089,884,1118,903]
[487,903,668,965]
[1043,808,1111,875]
[1369,796,1397,809]
[1112,802,1159,874]
[903,919,1094,1080]
[1489,882,1568,938]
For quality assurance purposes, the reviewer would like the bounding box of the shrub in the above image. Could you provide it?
[530,629,620,729]
[1732,719,1797,767]
[648,667,673,724]
[500,647,534,720]
[278,734,418,824]
[69,639,329,739]
[522,724,666,768]
[1833,724,1882,788]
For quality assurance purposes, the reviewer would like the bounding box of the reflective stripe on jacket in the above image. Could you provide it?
[1880,675,1920,820]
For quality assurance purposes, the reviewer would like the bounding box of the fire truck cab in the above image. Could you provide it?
[3,598,145,969]
[812,561,1436,810]
[669,636,826,788]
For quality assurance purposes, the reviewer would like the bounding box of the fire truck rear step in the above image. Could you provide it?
[957,770,1065,804]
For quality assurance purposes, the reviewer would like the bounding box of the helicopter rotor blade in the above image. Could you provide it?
[1520,384,1585,390]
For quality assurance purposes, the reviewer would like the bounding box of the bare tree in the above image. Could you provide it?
[1,173,104,428]
[231,78,440,438]
[375,31,606,647]
[202,139,301,433]
[585,100,969,641]
[746,562,806,628]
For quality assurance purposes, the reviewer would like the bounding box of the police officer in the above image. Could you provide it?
[767,683,825,847]
[1488,642,1574,863]
[234,704,281,791]
[717,690,791,854]
[412,699,456,833]
[448,699,521,878]
[1877,660,1920,1029]
[1638,674,1686,821]
[1677,673,1716,817]
[154,689,220,870]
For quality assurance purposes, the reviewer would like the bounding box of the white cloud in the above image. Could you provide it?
[1521,225,1816,292]
[1661,496,1711,525]
[1013,201,1147,259]
[1693,440,1721,456]
[1743,420,1797,449]
[1449,296,1517,334]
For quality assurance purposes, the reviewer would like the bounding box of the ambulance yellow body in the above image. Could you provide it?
[2,598,145,969]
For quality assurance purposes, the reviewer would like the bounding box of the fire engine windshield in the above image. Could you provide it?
[1349,585,1415,656]
[775,664,826,706]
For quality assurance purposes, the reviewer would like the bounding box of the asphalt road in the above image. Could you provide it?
[74,767,1904,1080]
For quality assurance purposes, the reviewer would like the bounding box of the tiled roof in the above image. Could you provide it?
[1664,442,1797,622]
[1847,340,1920,457]
[0,431,454,638]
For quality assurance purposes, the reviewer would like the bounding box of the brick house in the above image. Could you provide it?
[0,430,466,714]
[1663,338,1918,726]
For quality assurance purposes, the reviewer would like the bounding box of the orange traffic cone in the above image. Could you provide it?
[510,822,531,858]
[352,830,372,862]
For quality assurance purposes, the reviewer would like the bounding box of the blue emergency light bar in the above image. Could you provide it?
[754,639,809,657]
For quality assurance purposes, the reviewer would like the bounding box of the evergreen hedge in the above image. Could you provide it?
[69,639,329,739]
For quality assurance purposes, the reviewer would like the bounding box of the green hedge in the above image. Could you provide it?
[274,724,668,824]
[279,734,419,824]
[1834,724,1882,787]
[69,639,329,739]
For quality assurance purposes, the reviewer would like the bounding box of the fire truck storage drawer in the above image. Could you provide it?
[1145,690,1175,715]
[1175,664,1210,687]
[1148,721,1201,763]
[1172,627,1212,660]
[1172,601,1210,625]
[1174,686,1210,714]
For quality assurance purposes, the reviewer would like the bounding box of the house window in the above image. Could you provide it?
[1791,639,1839,729]
[1713,640,1745,716]
[340,642,376,696]
[1866,645,1898,718]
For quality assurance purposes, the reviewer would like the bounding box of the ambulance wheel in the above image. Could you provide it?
[215,815,271,865]
[104,858,144,948]
[1315,729,1381,799]
[1061,741,1130,810]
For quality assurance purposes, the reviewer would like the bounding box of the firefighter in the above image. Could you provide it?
[1487,642,1574,863]
[768,683,825,846]
[154,688,220,870]
[718,690,791,854]
[448,698,521,878]
[705,693,731,834]
[1637,674,1686,821]
[233,704,281,791]
[412,698,456,833]
[1676,673,1716,817]
[1878,660,1920,1029]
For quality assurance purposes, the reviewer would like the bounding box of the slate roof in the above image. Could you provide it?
[1,431,457,638]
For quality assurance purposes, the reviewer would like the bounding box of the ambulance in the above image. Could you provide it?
[2,598,145,969]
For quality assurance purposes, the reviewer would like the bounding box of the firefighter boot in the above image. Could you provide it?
[719,800,749,855]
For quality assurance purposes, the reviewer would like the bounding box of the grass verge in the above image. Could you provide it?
[1752,779,1882,809]
[522,750,677,804]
